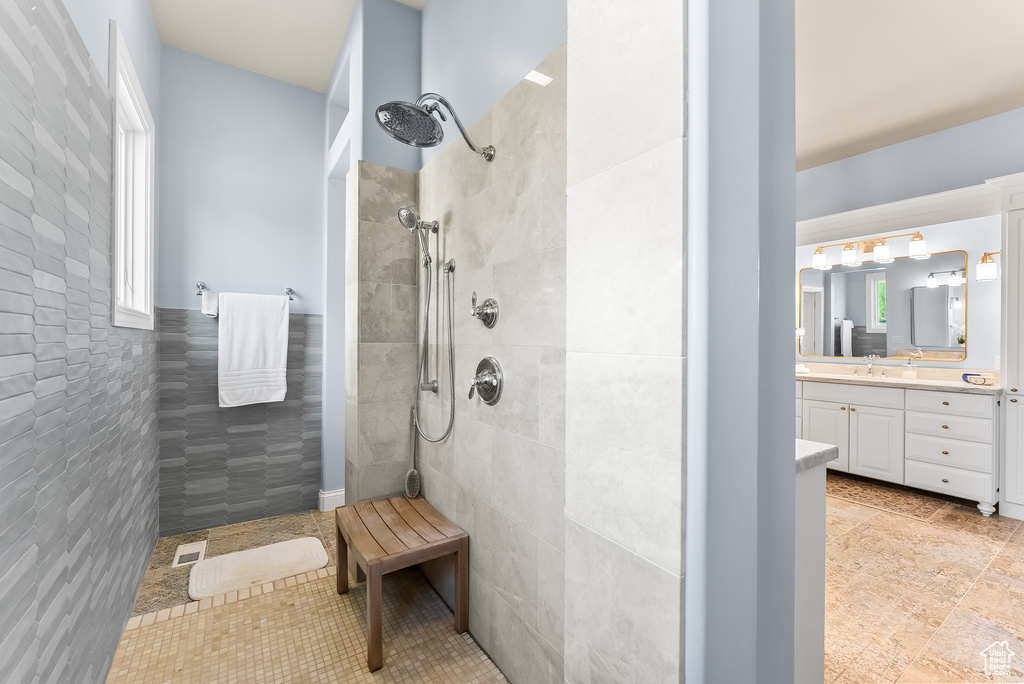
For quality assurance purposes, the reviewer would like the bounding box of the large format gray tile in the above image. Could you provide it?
[564,520,682,683]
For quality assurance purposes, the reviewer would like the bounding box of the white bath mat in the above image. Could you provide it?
[188,537,328,600]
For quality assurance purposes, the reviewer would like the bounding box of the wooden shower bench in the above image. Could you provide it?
[335,496,469,671]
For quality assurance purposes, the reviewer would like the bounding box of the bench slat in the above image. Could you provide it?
[337,507,386,562]
[408,497,463,538]
[390,496,446,543]
[373,499,428,549]
[355,501,408,555]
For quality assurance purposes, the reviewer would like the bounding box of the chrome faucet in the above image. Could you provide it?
[863,355,879,376]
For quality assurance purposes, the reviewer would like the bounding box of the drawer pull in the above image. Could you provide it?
[1013,399,1019,403]
[850,408,856,412]
[942,401,949,406]
[942,425,949,429]
[841,406,846,411]
[1013,388,1019,392]
[941,478,949,483]
[942,451,949,455]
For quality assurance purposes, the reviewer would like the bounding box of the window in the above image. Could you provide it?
[109,22,155,330]
[866,271,887,334]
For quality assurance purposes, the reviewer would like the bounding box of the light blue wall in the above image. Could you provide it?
[326,0,421,175]
[362,0,422,171]
[419,0,567,164]
[798,106,1024,220]
[157,47,325,313]
[62,0,161,115]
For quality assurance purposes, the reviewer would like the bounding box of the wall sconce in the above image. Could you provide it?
[908,232,929,260]
[950,297,962,310]
[926,273,937,288]
[976,252,1000,282]
[948,270,963,287]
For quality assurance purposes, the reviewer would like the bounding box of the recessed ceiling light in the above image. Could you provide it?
[524,70,553,86]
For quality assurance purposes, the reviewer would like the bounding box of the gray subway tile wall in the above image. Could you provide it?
[156,308,322,535]
[0,1,160,680]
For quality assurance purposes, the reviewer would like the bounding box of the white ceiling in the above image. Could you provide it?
[150,1,1024,168]
[797,0,1024,170]
[149,0,427,93]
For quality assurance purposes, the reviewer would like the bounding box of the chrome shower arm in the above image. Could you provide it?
[416,93,495,162]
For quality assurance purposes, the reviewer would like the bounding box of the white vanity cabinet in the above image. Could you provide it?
[904,389,998,516]
[800,381,999,515]
[801,382,904,483]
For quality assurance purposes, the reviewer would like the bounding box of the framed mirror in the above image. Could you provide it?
[798,250,967,361]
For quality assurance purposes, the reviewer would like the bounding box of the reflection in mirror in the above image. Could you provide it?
[798,251,967,361]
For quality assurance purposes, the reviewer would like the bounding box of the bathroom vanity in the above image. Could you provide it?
[797,375,1001,515]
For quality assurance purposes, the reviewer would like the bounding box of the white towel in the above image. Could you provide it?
[201,290,219,317]
[840,319,853,358]
[217,293,289,407]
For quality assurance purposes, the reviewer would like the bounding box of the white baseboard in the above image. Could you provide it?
[998,499,1024,522]
[318,488,346,511]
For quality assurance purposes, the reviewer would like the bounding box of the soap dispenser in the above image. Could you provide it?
[902,358,918,380]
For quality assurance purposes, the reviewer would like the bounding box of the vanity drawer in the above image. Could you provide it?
[905,459,995,502]
[905,410,993,443]
[905,433,993,473]
[905,390,994,419]
[802,382,904,409]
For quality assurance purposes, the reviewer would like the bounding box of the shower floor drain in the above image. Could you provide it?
[172,541,207,568]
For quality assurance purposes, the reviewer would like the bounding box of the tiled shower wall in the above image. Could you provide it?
[0,1,160,681]
[156,308,322,535]
[565,2,686,681]
[414,45,567,684]
[343,161,419,505]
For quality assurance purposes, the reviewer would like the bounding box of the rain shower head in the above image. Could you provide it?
[376,102,445,149]
[376,93,495,162]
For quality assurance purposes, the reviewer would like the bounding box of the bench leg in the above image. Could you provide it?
[367,563,383,672]
[454,536,469,633]
[337,522,348,594]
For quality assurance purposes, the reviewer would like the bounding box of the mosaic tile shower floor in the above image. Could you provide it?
[112,511,505,683]
[826,472,1024,683]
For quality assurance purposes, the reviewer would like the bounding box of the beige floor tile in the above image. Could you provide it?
[205,510,324,558]
[827,472,952,520]
[313,508,340,566]
[826,495,879,542]
[897,609,1024,683]
[106,568,506,684]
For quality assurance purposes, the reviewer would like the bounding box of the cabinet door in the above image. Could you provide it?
[803,400,849,472]
[1004,398,1024,507]
[849,404,905,484]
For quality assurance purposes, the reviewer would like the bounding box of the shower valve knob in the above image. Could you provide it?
[468,357,502,405]
[470,291,499,328]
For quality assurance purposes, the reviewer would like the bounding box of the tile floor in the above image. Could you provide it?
[826,472,1024,683]
[114,478,1024,683]
[113,510,506,683]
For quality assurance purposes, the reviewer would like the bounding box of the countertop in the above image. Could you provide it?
[796,373,1002,396]
[796,439,839,473]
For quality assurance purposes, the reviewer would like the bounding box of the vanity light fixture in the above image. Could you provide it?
[872,239,893,264]
[948,270,963,287]
[951,297,962,310]
[976,251,1000,282]
[926,273,937,288]
[809,231,925,270]
[908,232,930,260]
[812,246,830,270]
[841,243,861,267]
